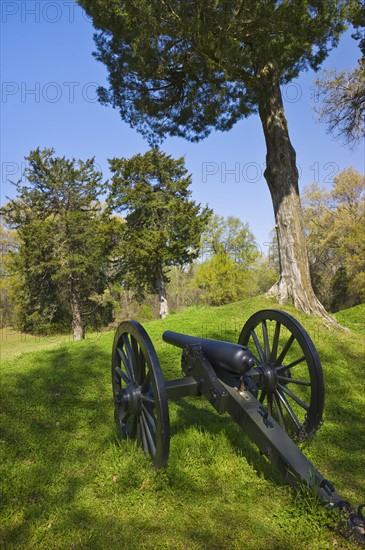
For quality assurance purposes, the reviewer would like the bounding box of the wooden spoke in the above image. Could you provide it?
[142,404,157,432]
[277,375,311,387]
[141,394,155,405]
[115,365,130,385]
[277,383,309,411]
[275,334,295,367]
[267,392,273,417]
[273,391,286,431]
[117,346,134,382]
[276,388,302,431]
[276,356,306,373]
[269,322,281,363]
[262,320,270,361]
[259,390,267,404]
[141,411,156,456]
[250,328,265,363]
[122,334,137,380]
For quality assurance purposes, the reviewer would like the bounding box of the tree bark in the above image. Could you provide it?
[69,282,85,340]
[257,76,334,320]
[156,269,169,318]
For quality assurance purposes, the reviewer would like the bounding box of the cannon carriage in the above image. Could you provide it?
[111,309,364,540]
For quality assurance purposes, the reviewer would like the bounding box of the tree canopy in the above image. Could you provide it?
[0,224,18,327]
[80,0,346,143]
[314,1,365,147]
[303,167,365,311]
[201,214,258,263]
[3,148,117,338]
[79,0,348,319]
[314,58,365,148]
[197,215,259,305]
[108,148,211,317]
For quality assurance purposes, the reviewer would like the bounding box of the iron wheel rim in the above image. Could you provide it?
[238,309,324,441]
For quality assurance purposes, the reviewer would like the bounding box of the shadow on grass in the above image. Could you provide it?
[1,343,114,545]
[1,333,363,548]
[157,340,284,485]
[169,398,284,487]
[0,340,298,549]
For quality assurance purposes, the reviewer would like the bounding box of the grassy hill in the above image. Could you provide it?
[334,303,365,334]
[1,297,364,549]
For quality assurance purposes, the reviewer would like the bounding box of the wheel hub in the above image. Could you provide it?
[120,382,142,416]
[258,363,278,392]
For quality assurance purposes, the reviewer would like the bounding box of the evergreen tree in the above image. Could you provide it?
[0,223,18,327]
[78,0,347,319]
[108,148,211,317]
[3,148,117,339]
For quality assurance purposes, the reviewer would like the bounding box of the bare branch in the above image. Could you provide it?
[313,60,365,148]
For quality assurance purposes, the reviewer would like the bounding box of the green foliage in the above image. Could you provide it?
[196,252,252,306]
[303,167,365,311]
[165,265,201,312]
[196,215,260,305]
[0,225,18,327]
[108,148,211,302]
[3,148,119,336]
[251,255,279,295]
[1,297,364,548]
[200,214,258,262]
[79,0,350,312]
[79,0,346,143]
[348,0,365,55]
[8,217,70,333]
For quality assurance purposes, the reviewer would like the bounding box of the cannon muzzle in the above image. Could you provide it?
[162,330,255,375]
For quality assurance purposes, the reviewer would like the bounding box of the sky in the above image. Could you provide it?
[1,1,364,254]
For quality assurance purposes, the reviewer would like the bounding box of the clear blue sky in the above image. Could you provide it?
[1,1,364,252]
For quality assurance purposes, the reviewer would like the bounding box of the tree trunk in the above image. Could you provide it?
[69,282,85,340]
[257,77,334,320]
[156,269,169,318]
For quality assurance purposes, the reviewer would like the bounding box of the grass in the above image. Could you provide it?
[0,327,106,361]
[334,303,365,334]
[1,297,364,549]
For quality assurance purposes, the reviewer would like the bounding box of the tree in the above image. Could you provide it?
[302,167,365,311]
[107,148,211,318]
[7,217,70,333]
[0,223,18,327]
[196,215,259,305]
[3,148,117,339]
[196,253,249,306]
[349,0,365,56]
[200,214,258,263]
[314,0,365,147]
[313,60,365,147]
[78,0,347,319]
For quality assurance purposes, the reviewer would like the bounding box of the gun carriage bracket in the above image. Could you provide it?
[111,309,365,543]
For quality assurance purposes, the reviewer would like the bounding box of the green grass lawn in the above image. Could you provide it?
[0,328,106,361]
[1,297,364,549]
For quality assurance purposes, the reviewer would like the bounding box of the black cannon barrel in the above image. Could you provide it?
[162,330,255,375]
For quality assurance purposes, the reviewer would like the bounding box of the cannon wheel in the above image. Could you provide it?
[112,320,170,468]
[238,310,324,443]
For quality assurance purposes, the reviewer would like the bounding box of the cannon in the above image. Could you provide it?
[111,309,364,541]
